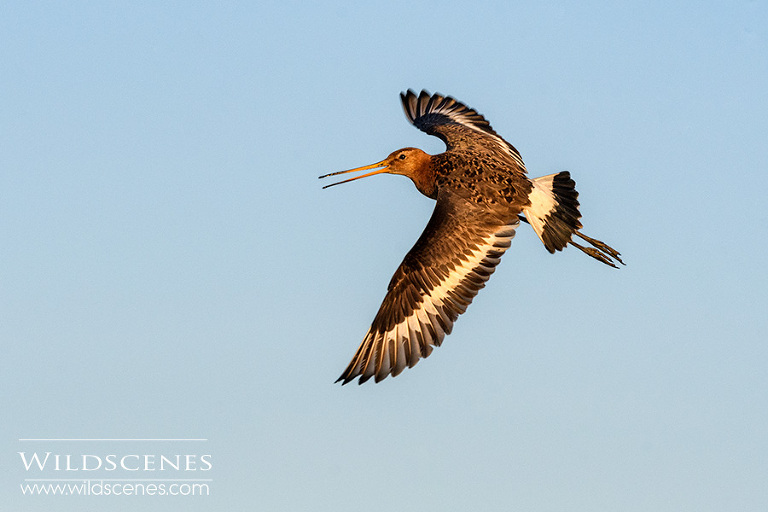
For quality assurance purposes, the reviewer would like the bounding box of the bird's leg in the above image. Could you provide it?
[569,240,619,268]
[570,231,624,268]
[518,215,624,268]
[573,231,624,266]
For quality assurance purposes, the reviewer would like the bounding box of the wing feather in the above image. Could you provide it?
[400,89,526,170]
[337,192,519,384]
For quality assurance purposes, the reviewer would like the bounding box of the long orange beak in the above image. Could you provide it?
[318,159,390,189]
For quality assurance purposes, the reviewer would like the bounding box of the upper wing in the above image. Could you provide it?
[337,192,519,385]
[400,89,526,170]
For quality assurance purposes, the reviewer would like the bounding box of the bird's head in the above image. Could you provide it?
[319,147,432,190]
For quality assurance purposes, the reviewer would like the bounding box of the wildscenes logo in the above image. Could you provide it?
[18,452,212,472]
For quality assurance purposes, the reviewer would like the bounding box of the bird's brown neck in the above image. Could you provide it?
[410,154,438,199]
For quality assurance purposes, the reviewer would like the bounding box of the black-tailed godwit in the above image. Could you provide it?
[320,89,623,385]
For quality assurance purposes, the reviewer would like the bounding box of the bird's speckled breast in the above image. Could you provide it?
[432,151,533,216]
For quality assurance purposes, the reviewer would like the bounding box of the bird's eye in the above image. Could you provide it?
[399,153,406,160]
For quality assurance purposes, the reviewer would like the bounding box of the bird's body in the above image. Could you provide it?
[320,90,622,385]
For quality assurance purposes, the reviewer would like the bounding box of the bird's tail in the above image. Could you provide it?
[522,172,624,268]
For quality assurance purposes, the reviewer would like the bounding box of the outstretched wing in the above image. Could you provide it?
[400,89,526,170]
[337,192,519,385]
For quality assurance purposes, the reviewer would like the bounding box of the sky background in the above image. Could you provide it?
[2,1,767,511]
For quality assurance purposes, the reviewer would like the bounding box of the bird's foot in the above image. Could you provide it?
[571,231,624,268]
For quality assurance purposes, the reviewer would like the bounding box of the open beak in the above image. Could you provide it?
[318,159,390,189]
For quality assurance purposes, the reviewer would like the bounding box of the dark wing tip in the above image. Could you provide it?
[401,88,451,122]
[399,88,503,149]
[400,89,423,124]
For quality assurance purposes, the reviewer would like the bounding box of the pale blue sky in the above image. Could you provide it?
[2,1,767,511]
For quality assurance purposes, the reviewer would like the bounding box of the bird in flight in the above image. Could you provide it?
[320,89,623,385]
